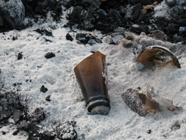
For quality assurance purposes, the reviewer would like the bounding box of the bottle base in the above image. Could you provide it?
[87,99,110,115]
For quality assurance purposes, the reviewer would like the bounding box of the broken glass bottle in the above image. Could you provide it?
[74,51,110,115]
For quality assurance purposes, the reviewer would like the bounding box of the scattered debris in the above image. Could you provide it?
[0,91,26,127]
[74,51,110,115]
[137,45,181,68]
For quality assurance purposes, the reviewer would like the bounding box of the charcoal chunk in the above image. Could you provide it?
[17,53,23,60]
[45,52,55,59]
[40,85,48,93]
[66,33,73,41]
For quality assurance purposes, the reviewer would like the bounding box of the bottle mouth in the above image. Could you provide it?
[86,99,110,115]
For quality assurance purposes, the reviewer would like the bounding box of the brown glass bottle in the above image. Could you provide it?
[74,51,110,115]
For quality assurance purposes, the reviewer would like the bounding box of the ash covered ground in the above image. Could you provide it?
[0,0,186,140]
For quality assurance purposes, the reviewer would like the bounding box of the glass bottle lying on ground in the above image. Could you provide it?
[74,51,110,115]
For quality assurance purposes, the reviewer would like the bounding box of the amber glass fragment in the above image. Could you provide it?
[74,51,110,115]
[121,88,160,116]
[137,45,181,68]
[121,87,182,116]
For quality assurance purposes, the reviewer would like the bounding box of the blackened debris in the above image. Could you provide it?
[44,37,53,42]
[22,0,62,21]
[13,130,19,135]
[2,131,6,135]
[40,85,48,93]
[66,33,73,41]
[56,121,77,140]
[0,89,75,140]
[45,95,51,102]
[13,83,22,86]
[35,29,53,37]
[0,91,26,127]
[12,36,18,41]
[64,0,186,44]
[45,52,56,59]
[147,129,152,134]
[27,123,55,140]
[76,33,91,44]
[17,53,23,60]
[76,33,102,45]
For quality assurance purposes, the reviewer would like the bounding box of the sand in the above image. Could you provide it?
[0,17,186,140]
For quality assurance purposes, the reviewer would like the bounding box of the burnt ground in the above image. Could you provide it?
[0,0,186,44]
[0,90,77,140]
[65,0,186,44]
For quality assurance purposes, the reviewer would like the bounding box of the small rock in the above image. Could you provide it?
[17,53,23,60]
[12,36,18,40]
[171,121,181,131]
[13,130,19,135]
[147,129,152,134]
[2,131,6,135]
[45,95,51,102]
[66,33,73,41]
[76,33,91,44]
[40,85,48,93]
[45,52,55,59]
[88,39,97,45]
